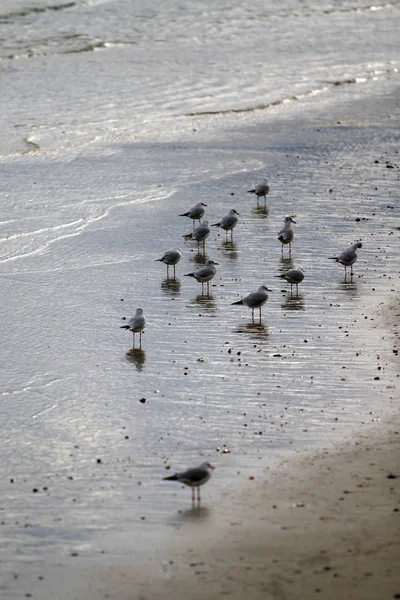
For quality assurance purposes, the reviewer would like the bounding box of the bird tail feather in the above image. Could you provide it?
[231,299,243,305]
[120,325,130,329]
[163,474,178,481]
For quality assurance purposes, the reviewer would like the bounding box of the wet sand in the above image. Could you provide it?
[67,88,400,599]
[2,80,399,598]
[50,297,398,600]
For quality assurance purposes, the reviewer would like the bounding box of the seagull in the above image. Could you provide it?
[155,247,182,279]
[278,216,296,256]
[163,462,215,503]
[179,202,207,230]
[329,242,362,280]
[120,308,146,349]
[184,259,218,296]
[211,209,239,240]
[247,178,270,206]
[275,268,304,296]
[183,220,210,249]
[231,285,272,323]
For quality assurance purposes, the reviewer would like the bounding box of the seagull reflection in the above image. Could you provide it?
[126,348,146,371]
[190,251,208,265]
[194,293,217,311]
[219,240,238,259]
[279,256,294,270]
[161,277,181,295]
[252,205,269,218]
[282,294,305,311]
[235,322,269,340]
[172,505,211,524]
[338,281,359,297]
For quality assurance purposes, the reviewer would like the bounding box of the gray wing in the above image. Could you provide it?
[177,466,208,483]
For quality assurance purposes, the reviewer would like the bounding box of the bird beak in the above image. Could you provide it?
[209,464,216,470]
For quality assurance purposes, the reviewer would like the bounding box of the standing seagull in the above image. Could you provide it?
[278,216,296,256]
[275,269,304,297]
[179,202,207,230]
[163,462,215,503]
[183,220,210,250]
[247,178,270,206]
[329,242,362,281]
[155,247,182,279]
[231,285,272,323]
[211,209,239,241]
[184,259,218,296]
[120,308,146,349]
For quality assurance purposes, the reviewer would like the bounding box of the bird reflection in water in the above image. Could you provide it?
[279,256,294,270]
[194,293,217,311]
[338,280,359,297]
[173,505,211,524]
[161,277,181,295]
[235,322,269,340]
[125,348,146,371]
[189,250,208,265]
[219,240,238,259]
[252,204,269,218]
[281,293,305,311]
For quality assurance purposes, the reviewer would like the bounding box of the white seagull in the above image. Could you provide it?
[231,285,272,323]
[247,178,270,206]
[155,247,182,279]
[120,308,146,349]
[275,268,304,296]
[211,209,239,240]
[278,216,296,256]
[329,242,362,280]
[163,462,215,503]
[179,202,207,230]
[184,259,218,296]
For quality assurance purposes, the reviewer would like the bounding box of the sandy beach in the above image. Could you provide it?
[55,296,396,600]
[20,296,398,600]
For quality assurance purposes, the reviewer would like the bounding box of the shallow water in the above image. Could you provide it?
[0,0,399,594]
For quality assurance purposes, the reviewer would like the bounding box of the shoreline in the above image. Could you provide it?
[34,296,399,600]
[1,67,399,600]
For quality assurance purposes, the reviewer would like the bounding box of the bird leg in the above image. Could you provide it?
[139,332,142,349]
[132,333,136,349]
[251,308,255,324]
[173,264,176,278]
[166,265,170,279]
[259,307,262,322]
[197,486,201,503]
[192,487,195,504]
